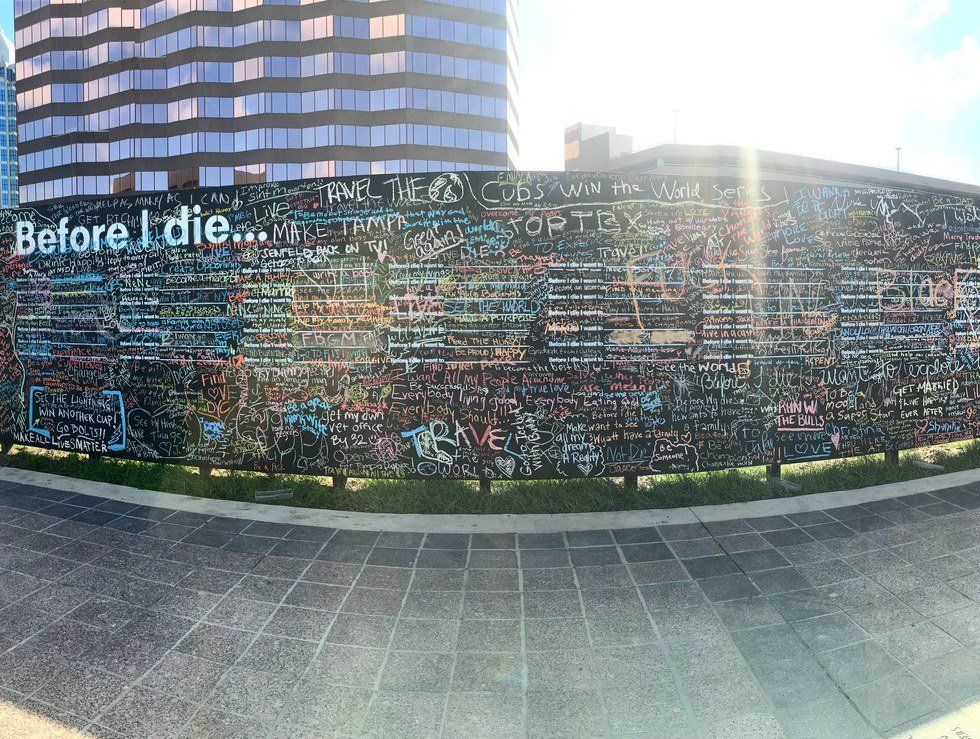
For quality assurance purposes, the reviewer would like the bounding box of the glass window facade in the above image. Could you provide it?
[14,0,518,203]
[0,61,17,207]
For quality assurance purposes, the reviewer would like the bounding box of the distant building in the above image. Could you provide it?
[0,35,17,208]
[564,122,980,197]
[564,123,632,173]
[14,0,519,204]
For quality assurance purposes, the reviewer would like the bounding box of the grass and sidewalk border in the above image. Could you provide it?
[1,441,979,517]
[2,456,980,534]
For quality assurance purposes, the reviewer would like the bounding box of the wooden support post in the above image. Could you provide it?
[885,449,900,466]
[0,441,12,456]
[766,463,781,480]
[87,453,102,462]
[199,464,213,479]
[480,478,492,495]
[334,474,348,494]
[624,475,638,495]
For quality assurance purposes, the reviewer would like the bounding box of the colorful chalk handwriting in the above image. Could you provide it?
[1,172,978,480]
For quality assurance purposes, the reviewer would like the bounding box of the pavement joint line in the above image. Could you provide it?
[85,543,268,735]
[187,536,336,739]
[261,527,382,738]
[615,531,708,735]
[565,532,611,736]
[356,539,426,738]
[514,543,530,739]
[2,464,980,534]
[433,543,468,739]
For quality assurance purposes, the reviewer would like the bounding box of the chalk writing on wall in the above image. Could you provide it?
[1,172,978,479]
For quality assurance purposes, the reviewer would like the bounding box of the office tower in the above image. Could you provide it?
[0,34,18,207]
[14,0,518,203]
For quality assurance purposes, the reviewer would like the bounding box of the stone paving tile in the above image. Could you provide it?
[182,706,268,739]
[729,548,791,571]
[750,655,842,707]
[749,567,814,595]
[207,665,298,724]
[745,514,795,531]
[900,581,975,617]
[457,619,521,653]
[379,650,454,691]
[685,671,772,726]
[280,681,372,734]
[795,558,861,587]
[1,480,979,736]
[911,646,980,703]
[204,596,276,632]
[141,651,228,703]
[306,643,385,688]
[527,689,605,737]
[844,670,945,732]
[731,623,811,665]
[712,595,786,631]
[365,691,447,736]
[443,693,524,738]
[572,563,631,589]
[774,692,879,738]
[933,603,980,645]
[656,522,709,540]
[326,614,397,649]
[263,604,331,642]
[238,634,317,674]
[877,621,964,667]
[845,596,925,635]
[524,616,591,651]
[698,573,762,602]
[791,612,868,652]
[98,685,197,737]
[174,623,253,664]
[452,652,523,692]
[628,559,690,584]
[606,687,695,735]
[681,554,740,579]
[814,639,903,689]
[668,537,725,558]
[33,662,129,720]
[639,580,705,611]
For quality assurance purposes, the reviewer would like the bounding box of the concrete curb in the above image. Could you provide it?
[2,464,979,533]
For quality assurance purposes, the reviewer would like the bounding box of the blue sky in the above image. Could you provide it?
[517,0,980,181]
[4,0,980,183]
[1,2,11,54]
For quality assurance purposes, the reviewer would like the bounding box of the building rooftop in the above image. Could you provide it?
[564,123,980,197]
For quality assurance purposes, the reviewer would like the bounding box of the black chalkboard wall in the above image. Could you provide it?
[1,171,978,480]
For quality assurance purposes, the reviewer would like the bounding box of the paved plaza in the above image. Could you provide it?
[0,477,977,738]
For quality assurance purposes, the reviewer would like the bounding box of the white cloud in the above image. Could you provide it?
[912,36,980,121]
[910,0,950,28]
[517,0,980,184]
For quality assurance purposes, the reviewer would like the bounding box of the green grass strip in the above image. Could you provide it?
[2,441,978,516]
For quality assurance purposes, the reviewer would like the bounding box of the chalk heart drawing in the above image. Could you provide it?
[495,456,517,478]
[0,172,977,482]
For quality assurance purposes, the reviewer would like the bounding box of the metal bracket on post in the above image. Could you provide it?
[199,464,213,479]
[885,449,900,466]
[334,474,348,494]
[765,463,802,493]
[480,478,492,495]
[624,475,638,495]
